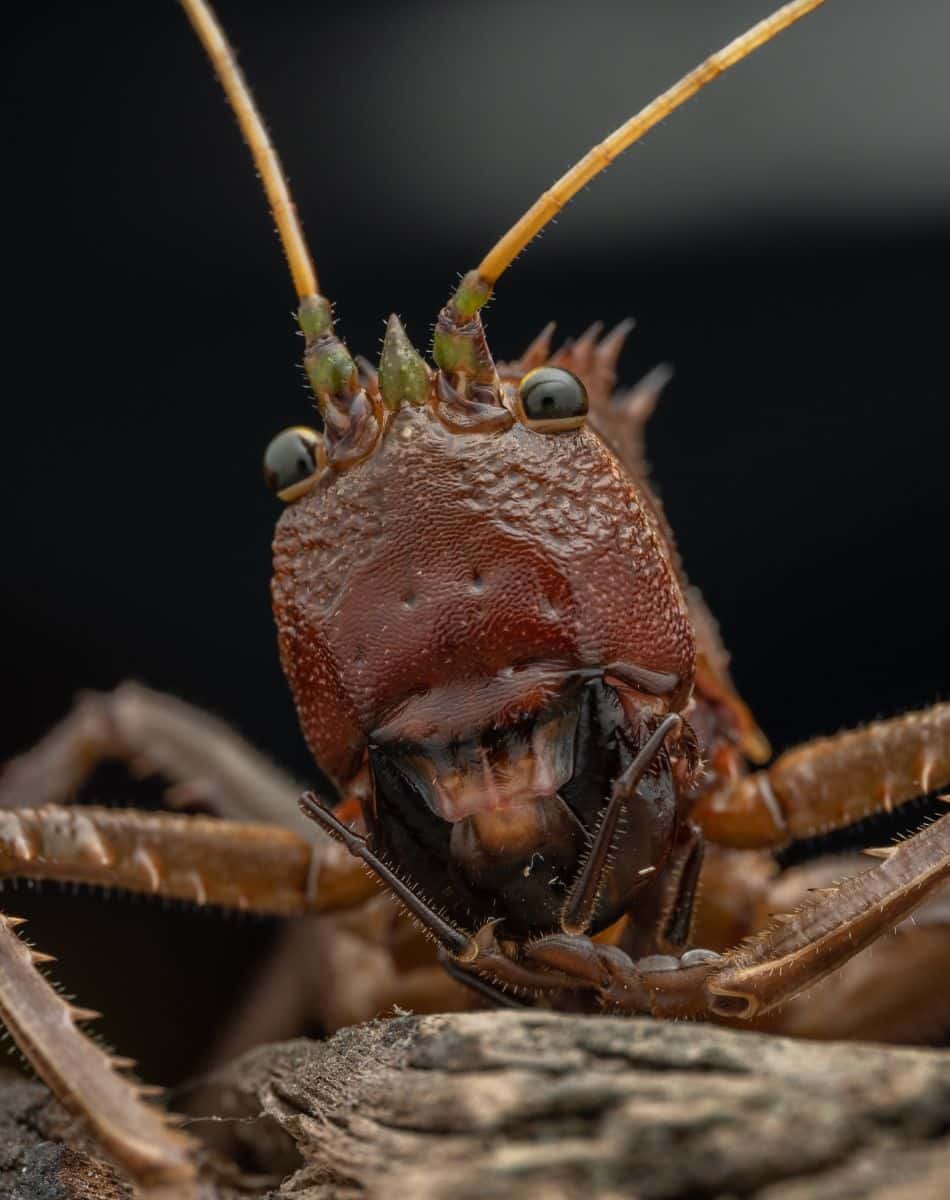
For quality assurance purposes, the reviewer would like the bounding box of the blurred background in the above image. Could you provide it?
[3,0,949,1081]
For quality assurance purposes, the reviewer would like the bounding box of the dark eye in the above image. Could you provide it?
[517,367,589,432]
[263,426,325,502]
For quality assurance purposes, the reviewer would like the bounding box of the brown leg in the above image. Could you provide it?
[0,911,199,1197]
[692,703,950,848]
[743,854,950,1042]
[0,682,317,837]
[703,813,950,1018]
[519,814,950,1023]
[0,805,375,915]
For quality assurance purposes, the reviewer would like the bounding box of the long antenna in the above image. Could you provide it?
[477,0,826,287]
[179,0,319,300]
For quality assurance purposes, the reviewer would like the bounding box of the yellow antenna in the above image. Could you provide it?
[179,0,319,301]
[477,0,826,287]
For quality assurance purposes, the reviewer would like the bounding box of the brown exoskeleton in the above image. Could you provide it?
[1,0,949,1195]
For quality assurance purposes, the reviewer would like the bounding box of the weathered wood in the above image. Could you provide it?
[197,1012,950,1199]
[4,1014,950,1198]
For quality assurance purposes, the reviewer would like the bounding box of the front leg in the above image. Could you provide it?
[0,805,376,915]
[521,812,950,1020]
[692,703,950,848]
[702,811,950,1019]
[0,912,200,1197]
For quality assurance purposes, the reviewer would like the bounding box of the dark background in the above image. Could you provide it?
[3,0,949,1082]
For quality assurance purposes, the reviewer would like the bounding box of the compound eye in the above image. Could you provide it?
[263,426,326,502]
[517,367,589,433]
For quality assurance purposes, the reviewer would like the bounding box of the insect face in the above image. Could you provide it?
[271,315,695,934]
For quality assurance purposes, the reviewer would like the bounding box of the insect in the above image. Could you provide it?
[2,0,949,1195]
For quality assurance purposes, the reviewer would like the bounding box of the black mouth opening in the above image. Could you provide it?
[365,678,676,936]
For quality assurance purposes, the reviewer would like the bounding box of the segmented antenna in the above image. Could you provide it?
[477,0,826,287]
[179,0,319,300]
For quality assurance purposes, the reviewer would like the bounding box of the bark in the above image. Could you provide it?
[3,1013,950,1199]
[0,1074,130,1200]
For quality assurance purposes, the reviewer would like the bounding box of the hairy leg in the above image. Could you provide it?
[683,844,950,1039]
[703,813,950,1018]
[745,854,950,1042]
[0,682,316,837]
[0,805,375,915]
[692,703,950,847]
[506,814,950,1023]
[0,911,199,1197]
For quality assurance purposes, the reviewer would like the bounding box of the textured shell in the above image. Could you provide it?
[272,404,694,784]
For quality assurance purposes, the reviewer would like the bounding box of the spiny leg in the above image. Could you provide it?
[681,844,950,1041]
[703,812,950,1018]
[518,814,950,1021]
[0,805,376,915]
[0,911,199,1197]
[637,812,950,1020]
[692,702,950,848]
[0,681,316,837]
[744,853,950,1042]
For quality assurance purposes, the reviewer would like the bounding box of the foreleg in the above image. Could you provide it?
[0,911,199,1197]
[521,814,950,1022]
[741,853,950,1041]
[0,805,376,915]
[692,703,950,847]
[703,812,950,1018]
